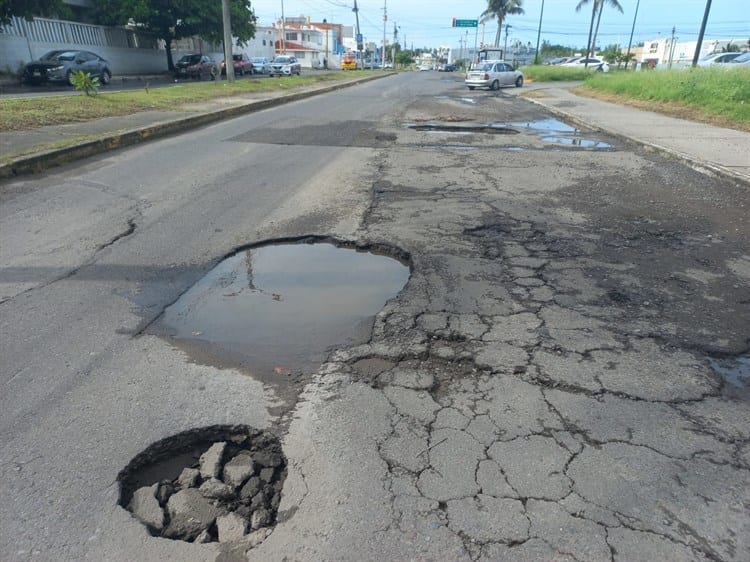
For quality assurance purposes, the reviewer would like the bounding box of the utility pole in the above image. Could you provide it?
[504,24,511,59]
[382,0,387,69]
[534,0,545,65]
[625,0,641,69]
[392,22,397,67]
[280,0,286,54]
[353,0,362,68]
[692,0,712,67]
[668,26,676,69]
[221,0,234,82]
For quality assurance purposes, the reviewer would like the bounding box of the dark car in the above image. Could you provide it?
[440,63,459,72]
[22,50,112,86]
[220,53,254,76]
[174,54,217,80]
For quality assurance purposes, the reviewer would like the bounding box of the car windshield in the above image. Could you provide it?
[40,51,76,61]
[232,55,243,61]
[274,57,292,63]
[731,52,750,63]
[179,55,201,64]
[472,63,493,71]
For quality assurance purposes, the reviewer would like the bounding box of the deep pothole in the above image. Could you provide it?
[498,119,613,149]
[149,239,410,403]
[407,123,519,135]
[118,425,286,545]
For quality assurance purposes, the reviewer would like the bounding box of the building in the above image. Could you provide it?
[626,37,749,68]
[274,16,349,69]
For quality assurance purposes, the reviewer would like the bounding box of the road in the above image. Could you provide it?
[1,71,748,561]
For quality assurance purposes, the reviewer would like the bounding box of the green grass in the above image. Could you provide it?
[581,67,750,123]
[0,71,369,131]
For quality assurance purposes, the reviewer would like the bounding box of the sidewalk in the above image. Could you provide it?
[508,82,750,185]
[2,78,749,185]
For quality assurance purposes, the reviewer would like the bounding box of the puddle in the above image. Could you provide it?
[502,118,578,133]
[541,136,612,149]
[153,242,410,382]
[708,355,750,389]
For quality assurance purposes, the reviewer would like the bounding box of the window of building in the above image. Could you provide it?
[649,42,658,53]
[286,32,298,41]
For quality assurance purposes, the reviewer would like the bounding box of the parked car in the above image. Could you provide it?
[269,55,301,76]
[21,50,112,86]
[250,57,272,74]
[174,54,217,80]
[465,60,523,90]
[220,53,254,76]
[418,64,433,71]
[561,57,609,72]
[727,52,750,66]
[697,52,742,66]
[439,64,459,72]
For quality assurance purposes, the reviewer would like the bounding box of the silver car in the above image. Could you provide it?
[21,50,112,86]
[251,57,272,74]
[466,60,523,90]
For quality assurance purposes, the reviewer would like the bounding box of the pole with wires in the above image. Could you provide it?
[382,0,387,69]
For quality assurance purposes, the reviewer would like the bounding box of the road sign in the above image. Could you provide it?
[453,19,478,28]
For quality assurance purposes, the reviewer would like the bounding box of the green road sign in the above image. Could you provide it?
[453,19,478,28]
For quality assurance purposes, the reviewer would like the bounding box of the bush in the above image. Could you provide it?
[520,65,603,82]
[70,70,100,96]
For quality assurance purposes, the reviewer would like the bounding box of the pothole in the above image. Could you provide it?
[118,425,286,545]
[502,118,579,133]
[708,354,750,391]
[499,119,613,149]
[408,124,519,135]
[149,240,410,404]
[542,136,613,149]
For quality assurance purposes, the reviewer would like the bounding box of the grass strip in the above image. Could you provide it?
[0,72,369,131]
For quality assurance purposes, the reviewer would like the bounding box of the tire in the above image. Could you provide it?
[67,70,75,86]
[468,86,475,90]
[491,80,500,91]
[100,69,111,85]
[515,75,523,87]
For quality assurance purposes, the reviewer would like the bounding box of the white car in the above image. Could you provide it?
[562,57,610,72]
[697,52,742,66]
[250,57,272,74]
[465,60,523,90]
[418,64,433,71]
[269,56,301,76]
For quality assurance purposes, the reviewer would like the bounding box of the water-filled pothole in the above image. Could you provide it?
[152,241,410,386]
[502,118,578,133]
[542,136,612,149]
[499,119,613,149]
[409,124,518,135]
[708,355,750,389]
[118,425,286,545]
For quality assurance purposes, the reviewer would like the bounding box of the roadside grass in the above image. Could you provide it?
[580,67,750,129]
[0,71,366,131]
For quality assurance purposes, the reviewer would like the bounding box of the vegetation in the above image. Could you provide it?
[69,71,100,96]
[92,0,256,70]
[481,0,525,48]
[582,67,750,128]
[576,0,623,65]
[0,72,361,132]
[0,0,69,25]
[520,65,602,81]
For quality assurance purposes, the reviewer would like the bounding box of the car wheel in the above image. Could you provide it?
[491,80,500,91]
[100,69,111,85]
[67,70,75,86]
[468,86,475,90]
[515,75,523,87]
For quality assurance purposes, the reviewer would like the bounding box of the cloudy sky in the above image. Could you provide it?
[249,0,749,50]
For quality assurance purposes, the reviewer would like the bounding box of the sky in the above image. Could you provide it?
[248,0,749,51]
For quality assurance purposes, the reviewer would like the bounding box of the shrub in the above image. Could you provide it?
[70,70,100,96]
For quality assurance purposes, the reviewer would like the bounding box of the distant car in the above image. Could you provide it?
[697,52,742,66]
[418,64,433,71]
[727,52,750,66]
[174,54,217,80]
[250,57,272,74]
[439,64,459,72]
[21,50,112,86]
[465,60,523,90]
[220,53,254,76]
[546,57,570,65]
[561,57,609,72]
[269,55,301,76]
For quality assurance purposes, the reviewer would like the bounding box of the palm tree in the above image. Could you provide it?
[482,0,525,48]
[576,0,622,66]
[591,0,623,59]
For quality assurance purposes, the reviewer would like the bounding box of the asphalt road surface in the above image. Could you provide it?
[1,71,748,561]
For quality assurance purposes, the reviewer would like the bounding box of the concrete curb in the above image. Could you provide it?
[520,93,750,187]
[0,73,394,180]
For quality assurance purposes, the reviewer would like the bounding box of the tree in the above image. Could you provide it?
[1,0,69,25]
[92,0,256,71]
[395,50,414,66]
[576,0,622,67]
[481,0,525,48]
[590,0,623,60]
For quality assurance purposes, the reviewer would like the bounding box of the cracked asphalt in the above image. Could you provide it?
[266,79,749,561]
[1,72,748,561]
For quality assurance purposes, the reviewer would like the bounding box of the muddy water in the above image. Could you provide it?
[154,243,409,382]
